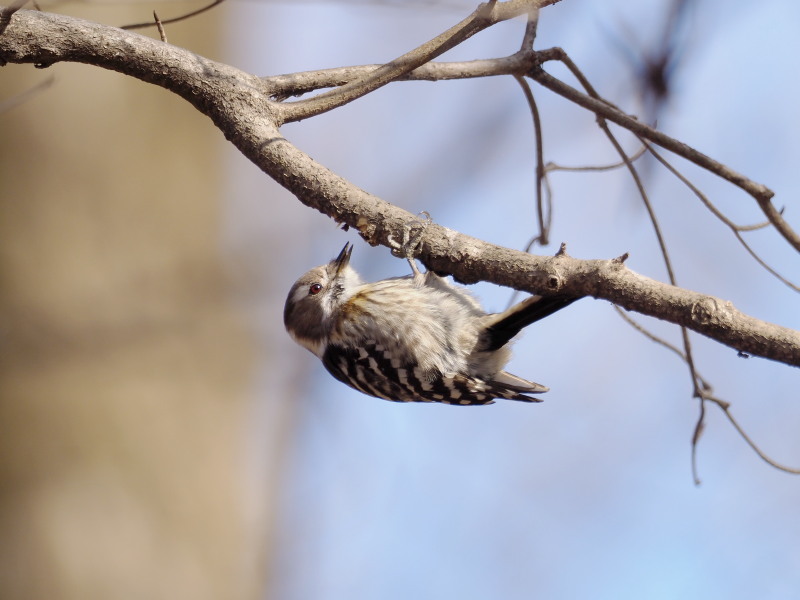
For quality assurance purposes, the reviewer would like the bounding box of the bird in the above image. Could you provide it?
[283,242,575,405]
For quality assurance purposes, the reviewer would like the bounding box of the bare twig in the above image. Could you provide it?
[644,140,757,232]
[263,49,568,100]
[264,54,537,101]
[615,307,800,481]
[737,219,772,233]
[514,75,550,245]
[544,145,647,173]
[153,11,167,43]
[278,0,559,123]
[644,139,800,292]
[691,400,706,485]
[612,305,711,389]
[121,0,227,31]
[520,3,540,50]
[552,51,679,285]
[712,394,800,475]
[530,51,773,199]
[529,49,800,253]
[693,390,800,481]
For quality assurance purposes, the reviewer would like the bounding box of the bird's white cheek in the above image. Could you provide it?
[291,286,309,305]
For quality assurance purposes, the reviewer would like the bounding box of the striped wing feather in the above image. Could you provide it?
[322,341,542,405]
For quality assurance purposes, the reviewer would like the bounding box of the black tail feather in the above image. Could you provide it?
[483,295,577,352]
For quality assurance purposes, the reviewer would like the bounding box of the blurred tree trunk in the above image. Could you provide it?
[0,6,272,599]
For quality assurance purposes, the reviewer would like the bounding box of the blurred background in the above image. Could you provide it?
[1,0,799,599]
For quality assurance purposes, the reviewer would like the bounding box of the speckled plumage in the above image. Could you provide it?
[284,243,575,405]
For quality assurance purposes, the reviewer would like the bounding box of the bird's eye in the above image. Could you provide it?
[309,283,323,295]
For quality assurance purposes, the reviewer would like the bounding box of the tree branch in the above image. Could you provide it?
[276,0,557,123]
[262,49,800,261]
[262,54,536,101]
[530,52,800,253]
[120,0,227,31]
[1,8,798,367]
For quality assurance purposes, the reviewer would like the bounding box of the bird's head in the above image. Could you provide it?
[283,243,362,357]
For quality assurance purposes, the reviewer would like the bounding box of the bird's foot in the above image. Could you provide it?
[388,211,431,277]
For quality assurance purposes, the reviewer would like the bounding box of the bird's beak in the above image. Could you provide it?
[333,242,353,276]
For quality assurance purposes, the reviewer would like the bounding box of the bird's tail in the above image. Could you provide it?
[482,295,577,352]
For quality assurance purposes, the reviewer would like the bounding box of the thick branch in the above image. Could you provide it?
[1,8,798,366]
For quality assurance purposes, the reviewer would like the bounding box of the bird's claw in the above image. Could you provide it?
[389,211,431,277]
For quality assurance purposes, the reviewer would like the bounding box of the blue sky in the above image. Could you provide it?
[222,1,800,598]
